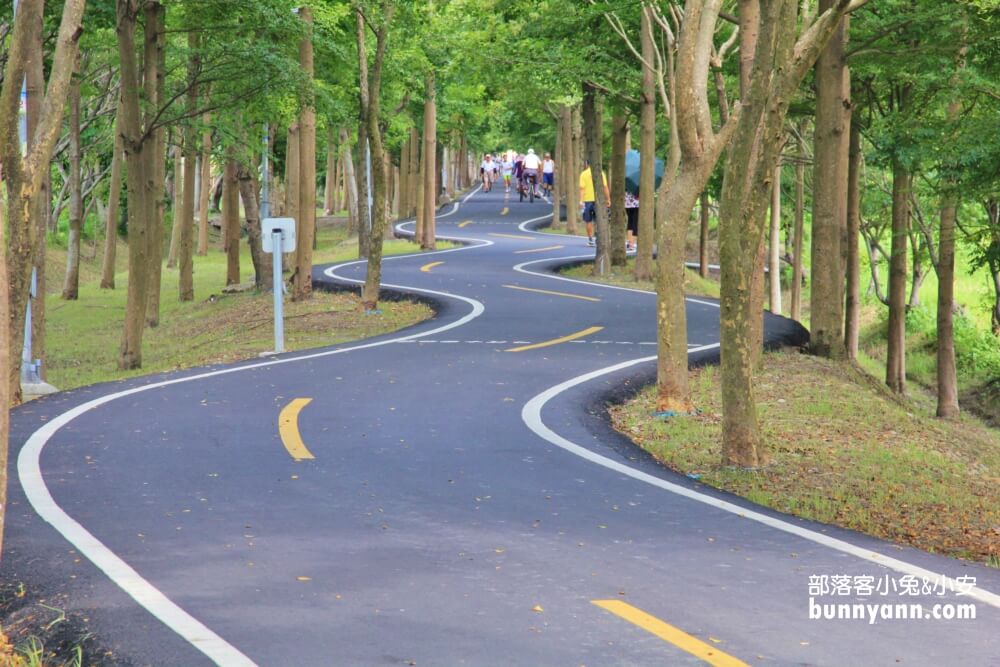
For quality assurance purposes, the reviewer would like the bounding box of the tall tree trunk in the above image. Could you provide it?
[62,66,83,300]
[552,116,562,225]
[101,104,124,289]
[145,2,167,328]
[339,127,358,235]
[583,83,610,276]
[415,137,426,244]
[26,10,47,379]
[166,146,183,268]
[768,163,782,313]
[561,105,579,236]
[886,156,910,394]
[179,32,199,301]
[398,132,410,220]
[421,71,437,250]
[844,119,862,358]
[197,114,212,255]
[790,122,806,321]
[408,126,420,220]
[610,114,628,268]
[294,6,316,301]
[223,158,240,286]
[117,3,154,369]
[636,6,656,281]
[809,4,849,358]
[237,164,270,291]
[324,124,336,214]
[285,122,300,241]
[699,192,710,279]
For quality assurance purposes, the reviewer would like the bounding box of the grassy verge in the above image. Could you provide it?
[611,351,1000,565]
[44,220,453,391]
[560,258,721,299]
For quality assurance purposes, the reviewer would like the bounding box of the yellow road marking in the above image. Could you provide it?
[501,207,509,215]
[502,284,600,303]
[458,220,474,228]
[592,600,749,667]
[420,261,444,273]
[279,398,315,461]
[513,245,564,254]
[505,326,604,352]
[489,233,536,240]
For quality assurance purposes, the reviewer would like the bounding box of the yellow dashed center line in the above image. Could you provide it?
[505,326,603,352]
[420,261,444,273]
[513,245,564,254]
[502,284,600,302]
[489,233,537,240]
[501,207,509,215]
[279,398,315,461]
[592,600,749,667]
[458,220,474,228]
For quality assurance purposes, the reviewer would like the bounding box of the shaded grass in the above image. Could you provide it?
[44,220,453,391]
[610,352,1000,563]
[560,258,721,299]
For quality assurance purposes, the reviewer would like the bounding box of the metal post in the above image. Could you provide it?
[272,231,284,354]
[261,123,270,219]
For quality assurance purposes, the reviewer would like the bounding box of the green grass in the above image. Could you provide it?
[610,352,1000,563]
[44,220,454,391]
[560,258,721,299]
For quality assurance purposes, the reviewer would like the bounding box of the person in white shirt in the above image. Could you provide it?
[501,157,514,193]
[480,154,494,192]
[541,153,555,194]
[522,148,542,196]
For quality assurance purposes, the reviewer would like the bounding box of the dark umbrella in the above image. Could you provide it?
[624,148,664,196]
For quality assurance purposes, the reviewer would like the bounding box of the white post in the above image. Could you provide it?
[272,231,284,353]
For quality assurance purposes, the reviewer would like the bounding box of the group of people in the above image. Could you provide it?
[480,149,555,197]
[479,149,640,251]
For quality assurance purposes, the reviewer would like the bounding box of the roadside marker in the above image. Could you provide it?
[502,284,600,303]
[592,600,749,667]
[506,326,603,352]
[279,398,315,461]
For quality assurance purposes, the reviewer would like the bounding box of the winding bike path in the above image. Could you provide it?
[4,186,999,666]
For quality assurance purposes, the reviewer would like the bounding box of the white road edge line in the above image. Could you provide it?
[17,187,489,667]
[521,347,1000,610]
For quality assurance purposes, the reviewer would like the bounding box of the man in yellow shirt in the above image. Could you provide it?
[579,160,610,246]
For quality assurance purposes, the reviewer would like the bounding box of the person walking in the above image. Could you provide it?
[480,154,494,192]
[541,152,555,195]
[579,159,609,246]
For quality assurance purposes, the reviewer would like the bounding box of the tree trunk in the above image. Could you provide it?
[415,136,426,245]
[790,122,806,321]
[26,12,47,378]
[635,7,656,281]
[398,132,410,220]
[238,164,271,291]
[166,146,183,268]
[809,4,849,358]
[324,124,336,214]
[844,119,862,358]
[223,158,240,286]
[197,115,212,255]
[101,105,124,289]
[62,67,83,300]
[552,115,562,225]
[408,126,420,220]
[886,156,910,394]
[294,7,316,301]
[145,2,167,328]
[421,72,437,250]
[699,192,710,279]
[610,114,628,268]
[339,127,358,235]
[285,122,300,242]
[561,105,579,236]
[583,83,611,276]
[768,163,781,313]
[179,32,199,301]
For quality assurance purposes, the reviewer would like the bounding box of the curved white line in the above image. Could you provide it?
[521,347,1000,610]
[513,255,721,309]
[19,254,490,667]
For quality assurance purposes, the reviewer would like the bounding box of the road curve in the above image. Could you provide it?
[4,186,999,666]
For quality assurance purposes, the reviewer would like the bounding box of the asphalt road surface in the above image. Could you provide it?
[5,186,999,666]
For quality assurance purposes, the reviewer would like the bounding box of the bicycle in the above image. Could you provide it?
[519,170,537,203]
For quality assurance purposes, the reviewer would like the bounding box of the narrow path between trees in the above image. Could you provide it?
[4,187,999,666]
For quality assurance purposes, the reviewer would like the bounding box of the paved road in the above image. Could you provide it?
[5,186,1000,666]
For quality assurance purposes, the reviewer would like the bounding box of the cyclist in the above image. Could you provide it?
[522,148,542,198]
